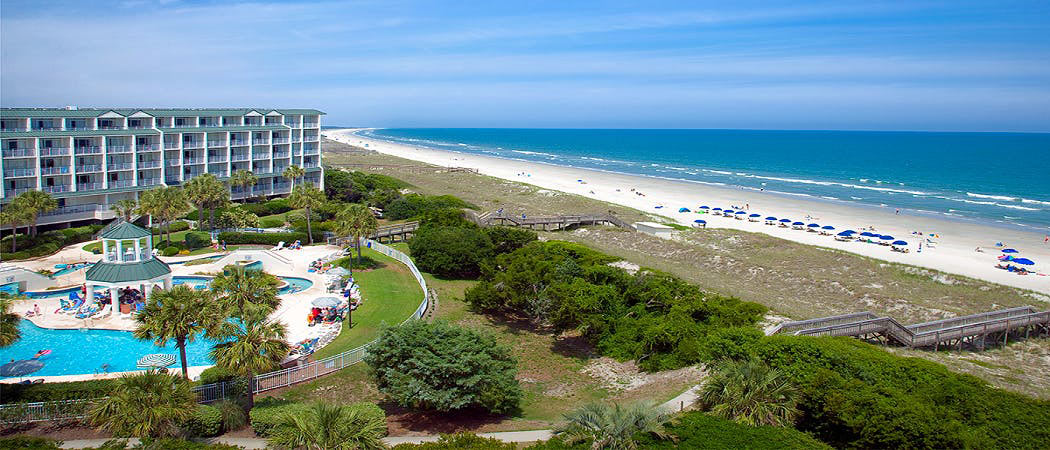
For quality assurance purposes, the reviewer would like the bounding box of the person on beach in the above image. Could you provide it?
[895,208,900,215]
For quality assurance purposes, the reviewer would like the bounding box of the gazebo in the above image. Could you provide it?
[84,222,173,316]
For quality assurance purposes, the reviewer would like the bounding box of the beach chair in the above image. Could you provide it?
[271,241,285,251]
[91,304,112,319]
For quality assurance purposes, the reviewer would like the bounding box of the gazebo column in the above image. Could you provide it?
[102,240,110,259]
[86,284,95,303]
[109,287,119,314]
[134,237,142,261]
[163,275,172,290]
[116,241,124,262]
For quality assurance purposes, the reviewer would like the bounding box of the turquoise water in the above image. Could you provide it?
[171,275,313,294]
[51,263,91,277]
[0,321,218,378]
[362,129,1050,232]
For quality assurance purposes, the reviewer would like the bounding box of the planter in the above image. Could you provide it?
[120,303,131,315]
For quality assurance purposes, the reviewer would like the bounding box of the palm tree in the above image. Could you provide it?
[555,402,668,450]
[334,204,378,270]
[185,173,223,230]
[134,285,222,379]
[204,179,231,232]
[230,170,258,204]
[211,264,281,320]
[137,187,163,241]
[88,370,196,438]
[282,165,305,191]
[0,297,21,347]
[161,187,192,243]
[109,199,137,222]
[699,358,800,427]
[288,182,325,245]
[267,401,386,450]
[210,318,289,409]
[12,191,57,237]
[0,204,31,253]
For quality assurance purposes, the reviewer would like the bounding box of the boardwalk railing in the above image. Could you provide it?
[0,239,430,423]
[468,211,634,231]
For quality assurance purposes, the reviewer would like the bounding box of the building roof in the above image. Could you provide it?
[86,258,171,284]
[1,108,324,119]
[101,222,152,239]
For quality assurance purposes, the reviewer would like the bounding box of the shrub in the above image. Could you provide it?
[0,435,63,449]
[162,246,180,257]
[483,226,537,255]
[216,209,260,229]
[392,433,516,449]
[633,411,831,449]
[408,226,492,278]
[197,366,238,385]
[213,400,247,433]
[249,398,305,436]
[0,379,116,403]
[216,231,322,246]
[183,232,212,250]
[386,194,475,220]
[258,216,285,229]
[154,240,187,251]
[181,404,223,437]
[365,321,522,415]
[91,438,243,449]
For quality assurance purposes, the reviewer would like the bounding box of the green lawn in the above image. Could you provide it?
[311,247,425,359]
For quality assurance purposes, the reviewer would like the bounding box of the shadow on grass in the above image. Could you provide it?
[381,401,513,434]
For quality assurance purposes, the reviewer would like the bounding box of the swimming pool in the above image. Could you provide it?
[171,275,313,294]
[52,263,92,277]
[0,321,217,378]
[24,286,84,300]
[279,276,313,294]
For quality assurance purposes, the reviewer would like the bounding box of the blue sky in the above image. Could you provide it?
[2,0,1049,131]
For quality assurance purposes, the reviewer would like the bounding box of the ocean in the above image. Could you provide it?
[357,128,1050,232]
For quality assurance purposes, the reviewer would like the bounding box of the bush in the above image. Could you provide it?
[259,216,285,228]
[483,226,537,255]
[197,366,238,385]
[184,232,212,250]
[181,404,223,437]
[216,231,323,246]
[0,225,103,260]
[154,240,187,251]
[162,246,180,257]
[408,226,492,278]
[0,379,116,403]
[0,435,63,449]
[249,398,304,436]
[365,321,522,415]
[87,438,243,449]
[392,433,516,449]
[386,194,476,220]
[213,400,247,433]
[633,411,830,449]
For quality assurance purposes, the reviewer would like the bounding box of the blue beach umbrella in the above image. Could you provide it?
[892,240,908,246]
[880,235,894,241]
[1001,248,1019,253]
[766,216,777,220]
[838,231,855,236]
[822,225,835,230]
[779,218,791,223]
[679,207,691,212]
[713,207,722,211]
[807,223,819,228]
[792,221,804,226]
[1012,258,1035,265]
[749,213,761,217]
[654,205,664,209]
[842,230,856,234]
[699,206,709,210]
[735,211,746,215]
[694,219,706,224]
[859,232,874,237]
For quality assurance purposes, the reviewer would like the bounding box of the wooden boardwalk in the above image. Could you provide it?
[768,306,1050,350]
[469,211,635,231]
[329,163,478,174]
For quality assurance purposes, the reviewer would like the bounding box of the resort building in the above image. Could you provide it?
[0,107,324,228]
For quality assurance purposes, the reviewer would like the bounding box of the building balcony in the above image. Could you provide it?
[230,140,249,147]
[40,167,71,175]
[138,160,162,169]
[128,125,152,130]
[42,184,71,194]
[272,138,290,144]
[32,126,60,131]
[303,122,318,128]
[304,136,319,142]
[165,160,181,167]
[75,164,103,173]
[184,171,204,178]
[98,126,124,130]
[208,156,228,163]
[136,144,160,151]
[303,162,320,168]
[2,149,35,158]
[252,139,270,145]
[107,163,133,171]
[41,204,104,217]
[303,148,319,155]
[200,123,222,128]
[164,142,179,149]
[291,137,302,143]
[183,142,204,149]
[74,146,103,155]
[140,178,162,186]
[252,153,269,160]
[110,180,135,188]
[40,147,71,156]
[184,157,205,165]
[165,177,181,184]
[284,122,300,128]
[3,168,35,177]
[207,140,227,147]
[5,187,35,196]
[207,170,228,177]
[273,151,290,158]
[106,146,132,154]
[77,182,104,191]
[173,124,198,129]
[231,154,250,162]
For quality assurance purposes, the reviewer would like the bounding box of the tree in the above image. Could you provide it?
[217,208,260,230]
[109,199,137,222]
[211,264,281,320]
[185,174,225,230]
[288,182,325,245]
[699,358,800,427]
[282,165,305,191]
[0,297,21,347]
[134,285,222,379]
[334,204,378,270]
[12,190,57,237]
[0,204,31,253]
[230,170,258,204]
[408,226,492,278]
[267,402,386,450]
[365,321,522,415]
[554,402,668,450]
[88,370,196,438]
[138,186,190,243]
[209,318,289,409]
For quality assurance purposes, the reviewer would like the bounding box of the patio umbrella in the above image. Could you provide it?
[766,216,777,221]
[779,218,791,223]
[0,359,44,378]
[837,231,855,236]
[822,225,835,230]
[312,296,342,308]
[679,207,691,212]
[1001,248,1019,253]
[859,232,874,237]
[136,354,176,369]
[842,230,857,234]
[1012,258,1035,265]
[735,211,746,215]
[694,219,706,224]
[713,207,722,211]
[892,240,908,246]
[699,206,709,210]
[807,223,819,228]
[326,267,351,277]
[792,221,804,226]
[749,214,761,218]
[880,235,894,240]
[724,209,734,214]
[654,205,664,209]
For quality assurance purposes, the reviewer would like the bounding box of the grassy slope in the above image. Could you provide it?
[311,247,424,360]
[323,138,1050,399]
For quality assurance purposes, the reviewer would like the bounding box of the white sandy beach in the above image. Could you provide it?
[327,128,1050,296]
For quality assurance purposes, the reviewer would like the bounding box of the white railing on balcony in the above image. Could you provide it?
[183,141,203,149]
[273,152,290,158]
[138,160,161,169]
[252,153,269,160]
[106,146,132,154]
[303,162,319,168]
[40,147,71,156]
[110,180,134,188]
[136,144,160,151]
[272,138,290,144]
[164,142,179,149]
[184,171,203,178]
[140,178,162,186]
[252,139,269,145]
[76,182,103,191]
[303,148,319,155]
[184,157,204,164]
[208,170,228,177]
[107,163,133,171]
[73,146,102,155]
[291,137,302,143]
[303,122,319,128]
[75,164,103,173]
[41,204,104,217]
[39,167,71,175]
[230,140,249,147]
[305,136,319,142]
[208,156,228,163]
[207,140,226,147]
[3,168,35,177]
[2,149,35,157]
[5,187,35,196]
[231,154,250,161]
[42,185,71,193]
[98,126,124,130]
[165,160,181,167]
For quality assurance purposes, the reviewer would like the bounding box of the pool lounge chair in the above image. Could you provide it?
[61,297,86,315]
[91,304,112,319]
[271,241,285,251]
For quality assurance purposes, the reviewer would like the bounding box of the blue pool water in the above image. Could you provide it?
[52,263,91,277]
[0,321,218,378]
[171,275,313,294]
[279,276,313,294]
[24,286,83,300]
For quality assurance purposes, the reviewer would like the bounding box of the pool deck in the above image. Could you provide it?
[6,241,342,382]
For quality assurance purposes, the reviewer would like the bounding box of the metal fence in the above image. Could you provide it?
[0,239,430,423]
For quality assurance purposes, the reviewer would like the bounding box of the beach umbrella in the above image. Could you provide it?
[880,235,894,241]
[0,359,44,378]
[892,240,908,246]
[1001,248,1019,253]
[679,207,691,213]
[859,232,874,237]
[842,230,856,234]
[807,223,819,228]
[837,231,855,236]
[749,213,761,217]
[312,296,342,308]
[766,216,777,220]
[792,221,804,226]
[694,219,706,224]
[136,354,176,369]
[779,218,791,223]
[654,205,664,209]
[1012,258,1035,265]
[699,206,709,210]
[713,207,722,211]
[822,225,835,230]
[735,211,746,215]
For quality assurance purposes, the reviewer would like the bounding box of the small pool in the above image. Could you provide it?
[24,285,84,300]
[52,263,92,277]
[170,275,312,294]
[0,321,217,378]
[172,275,213,290]
[279,276,313,294]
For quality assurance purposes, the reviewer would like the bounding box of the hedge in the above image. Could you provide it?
[249,398,306,436]
[392,433,516,449]
[184,232,212,250]
[0,379,116,403]
[162,246,180,257]
[217,231,323,246]
[198,366,238,385]
[0,225,103,261]
[241,198,293,217]
[181,404,223,437]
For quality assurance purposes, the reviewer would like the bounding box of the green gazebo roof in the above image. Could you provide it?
[101,222,152,240]
[86,258,171,284]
